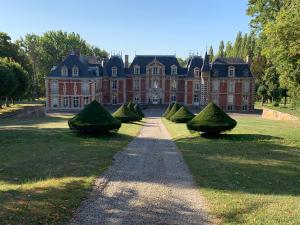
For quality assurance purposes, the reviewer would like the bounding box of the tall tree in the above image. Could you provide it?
[232,32,243,57]
[208,45,214,62]
[217,40,225,58]
[224,41,233,57]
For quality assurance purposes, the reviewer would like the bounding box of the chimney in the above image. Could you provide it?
[125,54,129,68]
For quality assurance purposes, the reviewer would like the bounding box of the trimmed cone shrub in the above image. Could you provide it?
[162,102,175,117]
[113,104,141,122]
[134,103,144,118]
[170,106,195,123]
[128,102,140,116]
[68,100,121,135]
[187,102,237,134]
[165,102,181,120]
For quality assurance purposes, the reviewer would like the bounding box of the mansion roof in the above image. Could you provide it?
[47,52,253,78]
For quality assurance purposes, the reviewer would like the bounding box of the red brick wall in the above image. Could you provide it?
[118,80,124,104]
[177,93,184,103]
[219,94,227,109]
[220,81,227,93]
[178,79,185,92]
[187,93,192,104]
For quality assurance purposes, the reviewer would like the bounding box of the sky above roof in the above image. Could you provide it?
[1,0,251,59]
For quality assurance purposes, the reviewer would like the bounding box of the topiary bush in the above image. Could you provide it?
[68,100,121,135]
[127,101,141,117]
[162,102,174,117]
[165,102,181,120]
[187,102,237,134]
[170,106,195,123]
[134,103,144,118]
[113,104,141,122]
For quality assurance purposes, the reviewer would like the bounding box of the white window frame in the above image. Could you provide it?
[112,67,118,77]
[228,66,235,77]
[51,80,58,94]
[83,96,89,106]
[171,80,177,90]
[212,80,219,92]
[242,105,248,111]
[194,68,200,77]
[193,94,199,103]
[171,94,176,102]
[73,96,79,108]
[82,81,89,95]
[52,97,58,108]
[152,66,158,75]
[228,81,235,93]
[112,95,117,105]
[227,105,234,111]
[72,66,79,77]
[243,81,250,93]
[112,80,117,90]
[134,65,140,75]
[153,79,158,89]
[63,96,68,108]
[61,66,68,76]
[171,65,177,75]
[134,79,139,90]
[227,94,234,104]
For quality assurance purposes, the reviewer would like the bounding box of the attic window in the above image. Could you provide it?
[134,65,140,75]
[152,66,158,75]
[112,67,117,76]
[72,66,79,77]
[228,66,235,77]
[171,65,177,75]
[194,68,200,77]
[61,66,68,76]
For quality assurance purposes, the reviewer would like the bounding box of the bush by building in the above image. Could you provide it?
[162,102,174,117]
[113,104,141,122]
[165,102,181,120]
[134,103,144,118]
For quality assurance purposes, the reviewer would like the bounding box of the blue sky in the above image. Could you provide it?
[0,0,250,59]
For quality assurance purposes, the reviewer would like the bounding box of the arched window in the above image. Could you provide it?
[194,68,200,77]
[72,66,79,77]
[61,66,68,76]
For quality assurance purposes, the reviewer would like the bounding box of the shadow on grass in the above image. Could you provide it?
[175,134,300,196]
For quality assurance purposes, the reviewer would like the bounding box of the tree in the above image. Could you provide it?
[232,32,243,57]
[224,41,233,57]
[177,57,188,67]
[217,41,225,58]
[208,45,214,62]
[257,84,267,106]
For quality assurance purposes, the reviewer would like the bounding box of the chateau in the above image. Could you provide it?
[45,52,255,112]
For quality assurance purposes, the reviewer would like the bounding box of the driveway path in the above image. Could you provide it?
[71,117,210,225]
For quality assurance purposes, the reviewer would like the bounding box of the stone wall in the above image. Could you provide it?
[262,107,299,121]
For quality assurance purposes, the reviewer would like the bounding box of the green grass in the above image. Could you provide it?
[265,104,300,119]
[162,117,300,225]
[0,114,142,224]
[0,104,43,117]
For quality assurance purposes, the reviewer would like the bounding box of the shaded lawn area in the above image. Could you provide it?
[0,104,43,117]
[0,114,142,224]
[162,117,300,225]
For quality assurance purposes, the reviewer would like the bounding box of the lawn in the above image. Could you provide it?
[0,114,142,224]
[255,101,300,119]
[163,116,300,225]
[0,104,44,117]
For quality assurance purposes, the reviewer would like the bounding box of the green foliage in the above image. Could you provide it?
[68,100,121,135]
[134,103,144,118]
[170,106,195,123]
[217,40,225,58]
[113,104,141,123]
[165,102,181,120]
[208,45,214,62]
[162,102,175,117]
[187,102,237,134]
[177,57,189,67]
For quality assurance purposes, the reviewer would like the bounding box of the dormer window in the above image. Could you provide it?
[152,66,158,75]
[61,66,68,76]
[134,65,140,75]
[228,66,235,77]
[194,68,200,77]
[72,66,79,77]
[112,67,117,77]
[171,65,177,75]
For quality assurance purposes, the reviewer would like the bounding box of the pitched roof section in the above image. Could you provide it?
[103,56,126,77]
[187,56,203,77]
[211,57,253,78]
[201,52,210,72]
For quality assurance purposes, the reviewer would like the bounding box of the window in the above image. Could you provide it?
[228,66,235,77]
[83,96,89,106]
[171,94,176,102]
[227,105,233,111]
[82,81,89,95]
[194,81,200,91]
[51,80,58,94]
[194,68,200,77]
[171,80,177,90]
[242,95,249,103]
[72,66,79,77]
[193,94,199,103]
[242,105,248,111]
[243,81,250,93]
[134,65,140,75]
[63,96,68,108]
[152,66,158,75]
[52,97,58,108]
[112,95,117,105]
[227,94,234,104]
[171,65,177,75]
[112,80,117,89]
[134,79,139,90]
[61,66,68,76]
[243,69,249,77]
[212,80,219,92]
[112,67,117,76]
[73,96,79,108]
[134,96,139,103]
[153,79,158,89]
[228,81,235,93]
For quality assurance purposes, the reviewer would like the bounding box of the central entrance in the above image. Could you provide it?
[152,94,159,104]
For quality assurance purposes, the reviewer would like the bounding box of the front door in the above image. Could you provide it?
[152,94,159,104]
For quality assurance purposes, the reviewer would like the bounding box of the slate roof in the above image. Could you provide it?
[201,52,210,72]
[103,56,126,77]
[211,57,253,78]
[187,56,203,77]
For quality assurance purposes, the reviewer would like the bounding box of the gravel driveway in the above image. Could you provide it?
[70,117,210,225]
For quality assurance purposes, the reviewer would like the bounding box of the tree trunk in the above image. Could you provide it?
[284,96,287,107]
[5,97,10,107]
[261,96,264,106]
